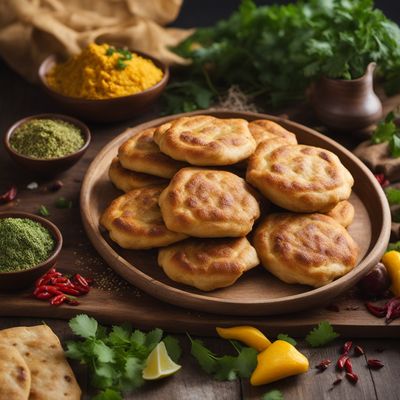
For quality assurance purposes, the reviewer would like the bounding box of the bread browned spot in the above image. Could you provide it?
[248,119,298,145]
[118,127,187,178]
[158,237,260,291]
[159,168,261,237]
[246,140,354,212]
[100,185,187,249]
[154,115,256,166]
[253,213,359,287]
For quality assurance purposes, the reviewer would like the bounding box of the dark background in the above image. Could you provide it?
[174,0,400,27]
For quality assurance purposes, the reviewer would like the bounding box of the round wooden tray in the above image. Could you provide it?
[81,110,391,316]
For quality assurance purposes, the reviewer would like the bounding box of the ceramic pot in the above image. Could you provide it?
[310,62,382,132]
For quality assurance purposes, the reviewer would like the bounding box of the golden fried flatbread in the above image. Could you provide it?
[109,157,167,192]
[325,200,355,228]
[154,115,256,166]
[159,168,261,237]
[253,213,359,287]
[101,185,187,249]
[0,325,81,400]
[158,237,260,291]
[0,344,30,400]
[246,141,354,212]
[118,127,187,178]
[248,120,298,145]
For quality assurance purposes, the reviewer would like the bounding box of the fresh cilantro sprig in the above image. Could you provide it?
[276,334,297,346]
[387,241,400,252]
[187,334,257,381]
[305,321,340,348]
[262,390,284,400]
[385,187,400,205]
[66,315,181,398]
[371,112,400,157]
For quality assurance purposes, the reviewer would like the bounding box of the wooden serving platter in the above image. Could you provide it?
[80,111,391,316]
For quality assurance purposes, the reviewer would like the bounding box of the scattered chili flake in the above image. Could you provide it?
[38,205,50,216]
[316,359,331,372]
[0,185,17,204]
[374,173,390,187]
[342,341,353,355]
[346,372,358,384]
[367,359,384,369]
[332,377,342,386]
[337,355,349,370]
[33,267,93,306]
[354,345,364,356]
[48,180,63,192]
[344,358,353,373]
[366,297,400,323]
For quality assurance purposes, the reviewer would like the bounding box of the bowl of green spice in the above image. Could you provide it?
[4,113,91,175]
[0,212,62,290]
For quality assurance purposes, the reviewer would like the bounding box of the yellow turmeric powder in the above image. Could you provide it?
[46,43,164,99]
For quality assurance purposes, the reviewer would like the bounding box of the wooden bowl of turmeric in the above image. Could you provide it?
[38,44,169,123]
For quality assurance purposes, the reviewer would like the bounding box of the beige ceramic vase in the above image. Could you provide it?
[310,62,382,132]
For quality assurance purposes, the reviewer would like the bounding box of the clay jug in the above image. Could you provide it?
[310,62,382,132]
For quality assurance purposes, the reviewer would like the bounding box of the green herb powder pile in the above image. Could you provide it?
[10,119,84,159]
[0,218,55,272]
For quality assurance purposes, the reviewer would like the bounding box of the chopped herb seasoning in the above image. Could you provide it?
[0,218,54,272]
[39,205,50,216]
[10,119,84,159]
[55,197,72,209]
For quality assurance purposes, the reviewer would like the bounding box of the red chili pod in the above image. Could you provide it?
[316,359,331,372]
[344,358,353,374]
[337,355,349,370]
[346,372,358,384]
[35,292,53,300]
[354,345,364,356]
[342,341,353,355]
[74,274,89,288]
[367,359,384,369]
[0,185,17,204]
[50,294,67,306]
[365,302,387,318]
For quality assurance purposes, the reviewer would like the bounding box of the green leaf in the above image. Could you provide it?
[163,336,182,362]
[55,197,73,209]
[65,341,85,360]
[305,321,340,347]
[145,328,163,351]
[213,356,238,381]
[131,329,146,346]
[390,135,400,157]
[69,314,98,338]
[235,347,257,378]
[93,341,115,363]
[38,205,50,216]
[190,338,217,374]
[93,389,123,400]
[277,334,297,346]
[262,390,284,400]
[388,241,400,252]
[120,357,144,391]
[385,187,400,204]
[109,325,131,345]
[371,113,397,144]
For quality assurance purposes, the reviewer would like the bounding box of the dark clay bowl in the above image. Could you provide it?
[38,51,169,122]
[4,113,91,175]
[0,212,63,291]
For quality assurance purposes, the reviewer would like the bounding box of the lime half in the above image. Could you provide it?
[142,342,181,380]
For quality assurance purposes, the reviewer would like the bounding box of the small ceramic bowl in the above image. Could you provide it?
[4,113,91,175]
[38,50,169,122]
[0,212,63,291]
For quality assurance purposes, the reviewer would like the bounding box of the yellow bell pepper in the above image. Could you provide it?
[382,251,400,296]
[216,326,271,352]
[250,340,309,386]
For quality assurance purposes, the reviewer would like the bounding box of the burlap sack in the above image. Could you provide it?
[0,0,192,82]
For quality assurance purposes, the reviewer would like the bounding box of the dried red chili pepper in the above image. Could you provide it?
[54,285,81,296]
[344,358,353,373]
[337,355,349,370]
[35,292,53,300]
[346,372,358,384]
[34,285,63,296]
[0,185,17,204]
[386,297,400,323]
[332,377,342,385]
[342,341,353,355]
[74,274,89,287]
[50,294,67,306]
[65,297,80,306]
[365,302,387,318]
[316,359,331,372]
[367,359,384,369]
[354,345,364,356]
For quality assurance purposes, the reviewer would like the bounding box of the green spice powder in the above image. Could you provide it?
[0,218,55,272]
[10,118,84,159]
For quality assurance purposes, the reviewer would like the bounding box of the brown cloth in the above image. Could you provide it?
[354,140,400,182]
[0,0,192,82]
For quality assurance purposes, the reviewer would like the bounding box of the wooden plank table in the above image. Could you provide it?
[0,60,399,400]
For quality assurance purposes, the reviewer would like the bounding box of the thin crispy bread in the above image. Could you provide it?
[154,115,256,166]
[159,168,261,237]
[325,200,355,228]
[248,120,298,145]
[158,237,260,291]
[246,141,354,212]
[101,185,187,249]
[253,213,359,287]
[0,344,30,400]
[109,157,167,192]
[0,325,81,400]
[118,127,187,178]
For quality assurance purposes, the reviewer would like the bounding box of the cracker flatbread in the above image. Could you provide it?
[0,344,31,400]
[0,325,81,400]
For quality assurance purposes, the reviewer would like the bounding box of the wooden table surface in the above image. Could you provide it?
[0,60,399,400]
